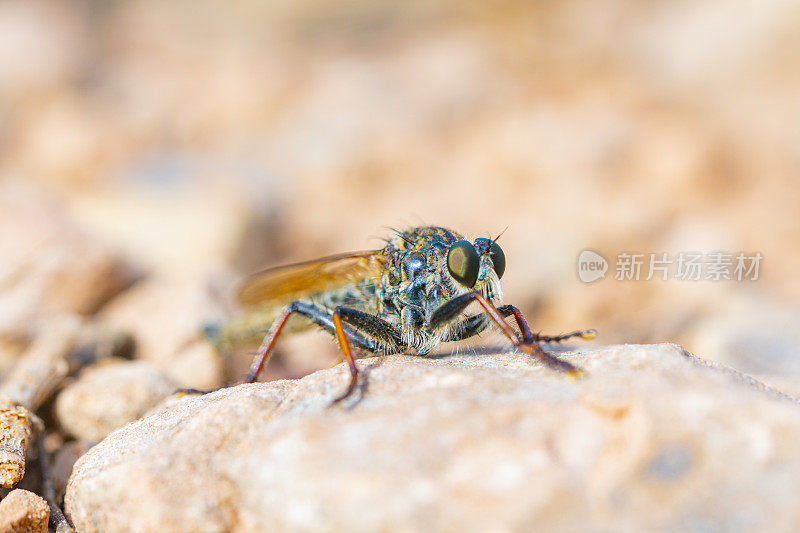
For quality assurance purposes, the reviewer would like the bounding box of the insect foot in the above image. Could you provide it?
[518,340,587,379]
[329,368,362,406]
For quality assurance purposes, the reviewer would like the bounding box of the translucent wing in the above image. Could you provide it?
[236,249,389,308]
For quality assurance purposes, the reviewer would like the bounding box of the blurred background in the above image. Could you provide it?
[1,0,799,392]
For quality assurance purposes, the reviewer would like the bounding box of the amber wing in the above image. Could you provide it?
[236,250,389,308]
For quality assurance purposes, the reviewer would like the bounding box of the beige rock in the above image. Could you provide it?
[684,294,800,385]
[65,344,800,532]
[161,340,224,391]
[0,489,49,533]
[0,317,82,488]
[100,277,225,377]
[0,0,86,94]
[64,182,267,277]
[0,182,128,336]
[55,361,176,442]
[0,399,37,490]
[52,441,91,502]
[0,337,26,382]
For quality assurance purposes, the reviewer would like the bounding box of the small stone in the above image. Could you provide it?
[55,361,176,442]
[0,400,36,489]
[100,276,225,371]
[162,340,223,391]
[65,344,800,531]
[0,489,49,533]
[0,336,26,382]
[52,441,90,502]
[0,182,129,336]
[0,1,86,94]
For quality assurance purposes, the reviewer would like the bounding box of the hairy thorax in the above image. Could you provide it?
[366,226,503,354]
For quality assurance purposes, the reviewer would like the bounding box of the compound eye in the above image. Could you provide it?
[447,240,480,287]
[489,242,506,278]
[474,238,507,279]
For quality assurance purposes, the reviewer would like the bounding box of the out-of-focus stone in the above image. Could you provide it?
[0,317,82,488]
[64,179,269,277]
[55,360,175,442]
[0,182,129,336]
[65,344,800,532]
[52,441,90,501]
[685,294,800,382]
[0,337,26,382]
[162,340,223,391]
[0,489,49,533]
[0,399,36,490]
[0,316,82,412]
[99,275,227,388]
[100,276,225,371]
[0,0,86,93]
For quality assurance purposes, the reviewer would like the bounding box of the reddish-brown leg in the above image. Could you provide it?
[174,306,298,397]
[471,294,583,377]
[331,309,359,403]
[497,305,596,344]
[429,292,584,377]
[247,302,398,403]
[246,304,359,399]
[532,329,597,343]
[245,305,294,383]
[496,305,535,343]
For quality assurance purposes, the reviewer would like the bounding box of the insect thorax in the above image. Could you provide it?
[372,226,495,354]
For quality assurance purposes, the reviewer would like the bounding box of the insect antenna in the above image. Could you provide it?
[490,226,509,247]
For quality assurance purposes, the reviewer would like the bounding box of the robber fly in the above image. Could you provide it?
[209,226,596,403]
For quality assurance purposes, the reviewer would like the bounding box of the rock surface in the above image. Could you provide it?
[65,344,800,532]
[0,489,49,533]
[51,441,90,501]
[0,182,128,336]
[55,360,176,442]
[100,277,225,390]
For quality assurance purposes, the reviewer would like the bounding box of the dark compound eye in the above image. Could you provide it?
[474,238,506,278]
[447,240,480,287]
[488,241,505,278]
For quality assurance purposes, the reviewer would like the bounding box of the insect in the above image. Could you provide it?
[210,226,596,403]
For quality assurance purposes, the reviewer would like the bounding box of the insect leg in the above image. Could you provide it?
[428,293,583,377]
[245,305,294,383]
[444,310,595,346]
[245,301,378,383]
[530,329,597,343]
[495,305,596,344]
[439,313,490,342]
[331,307,403,403]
